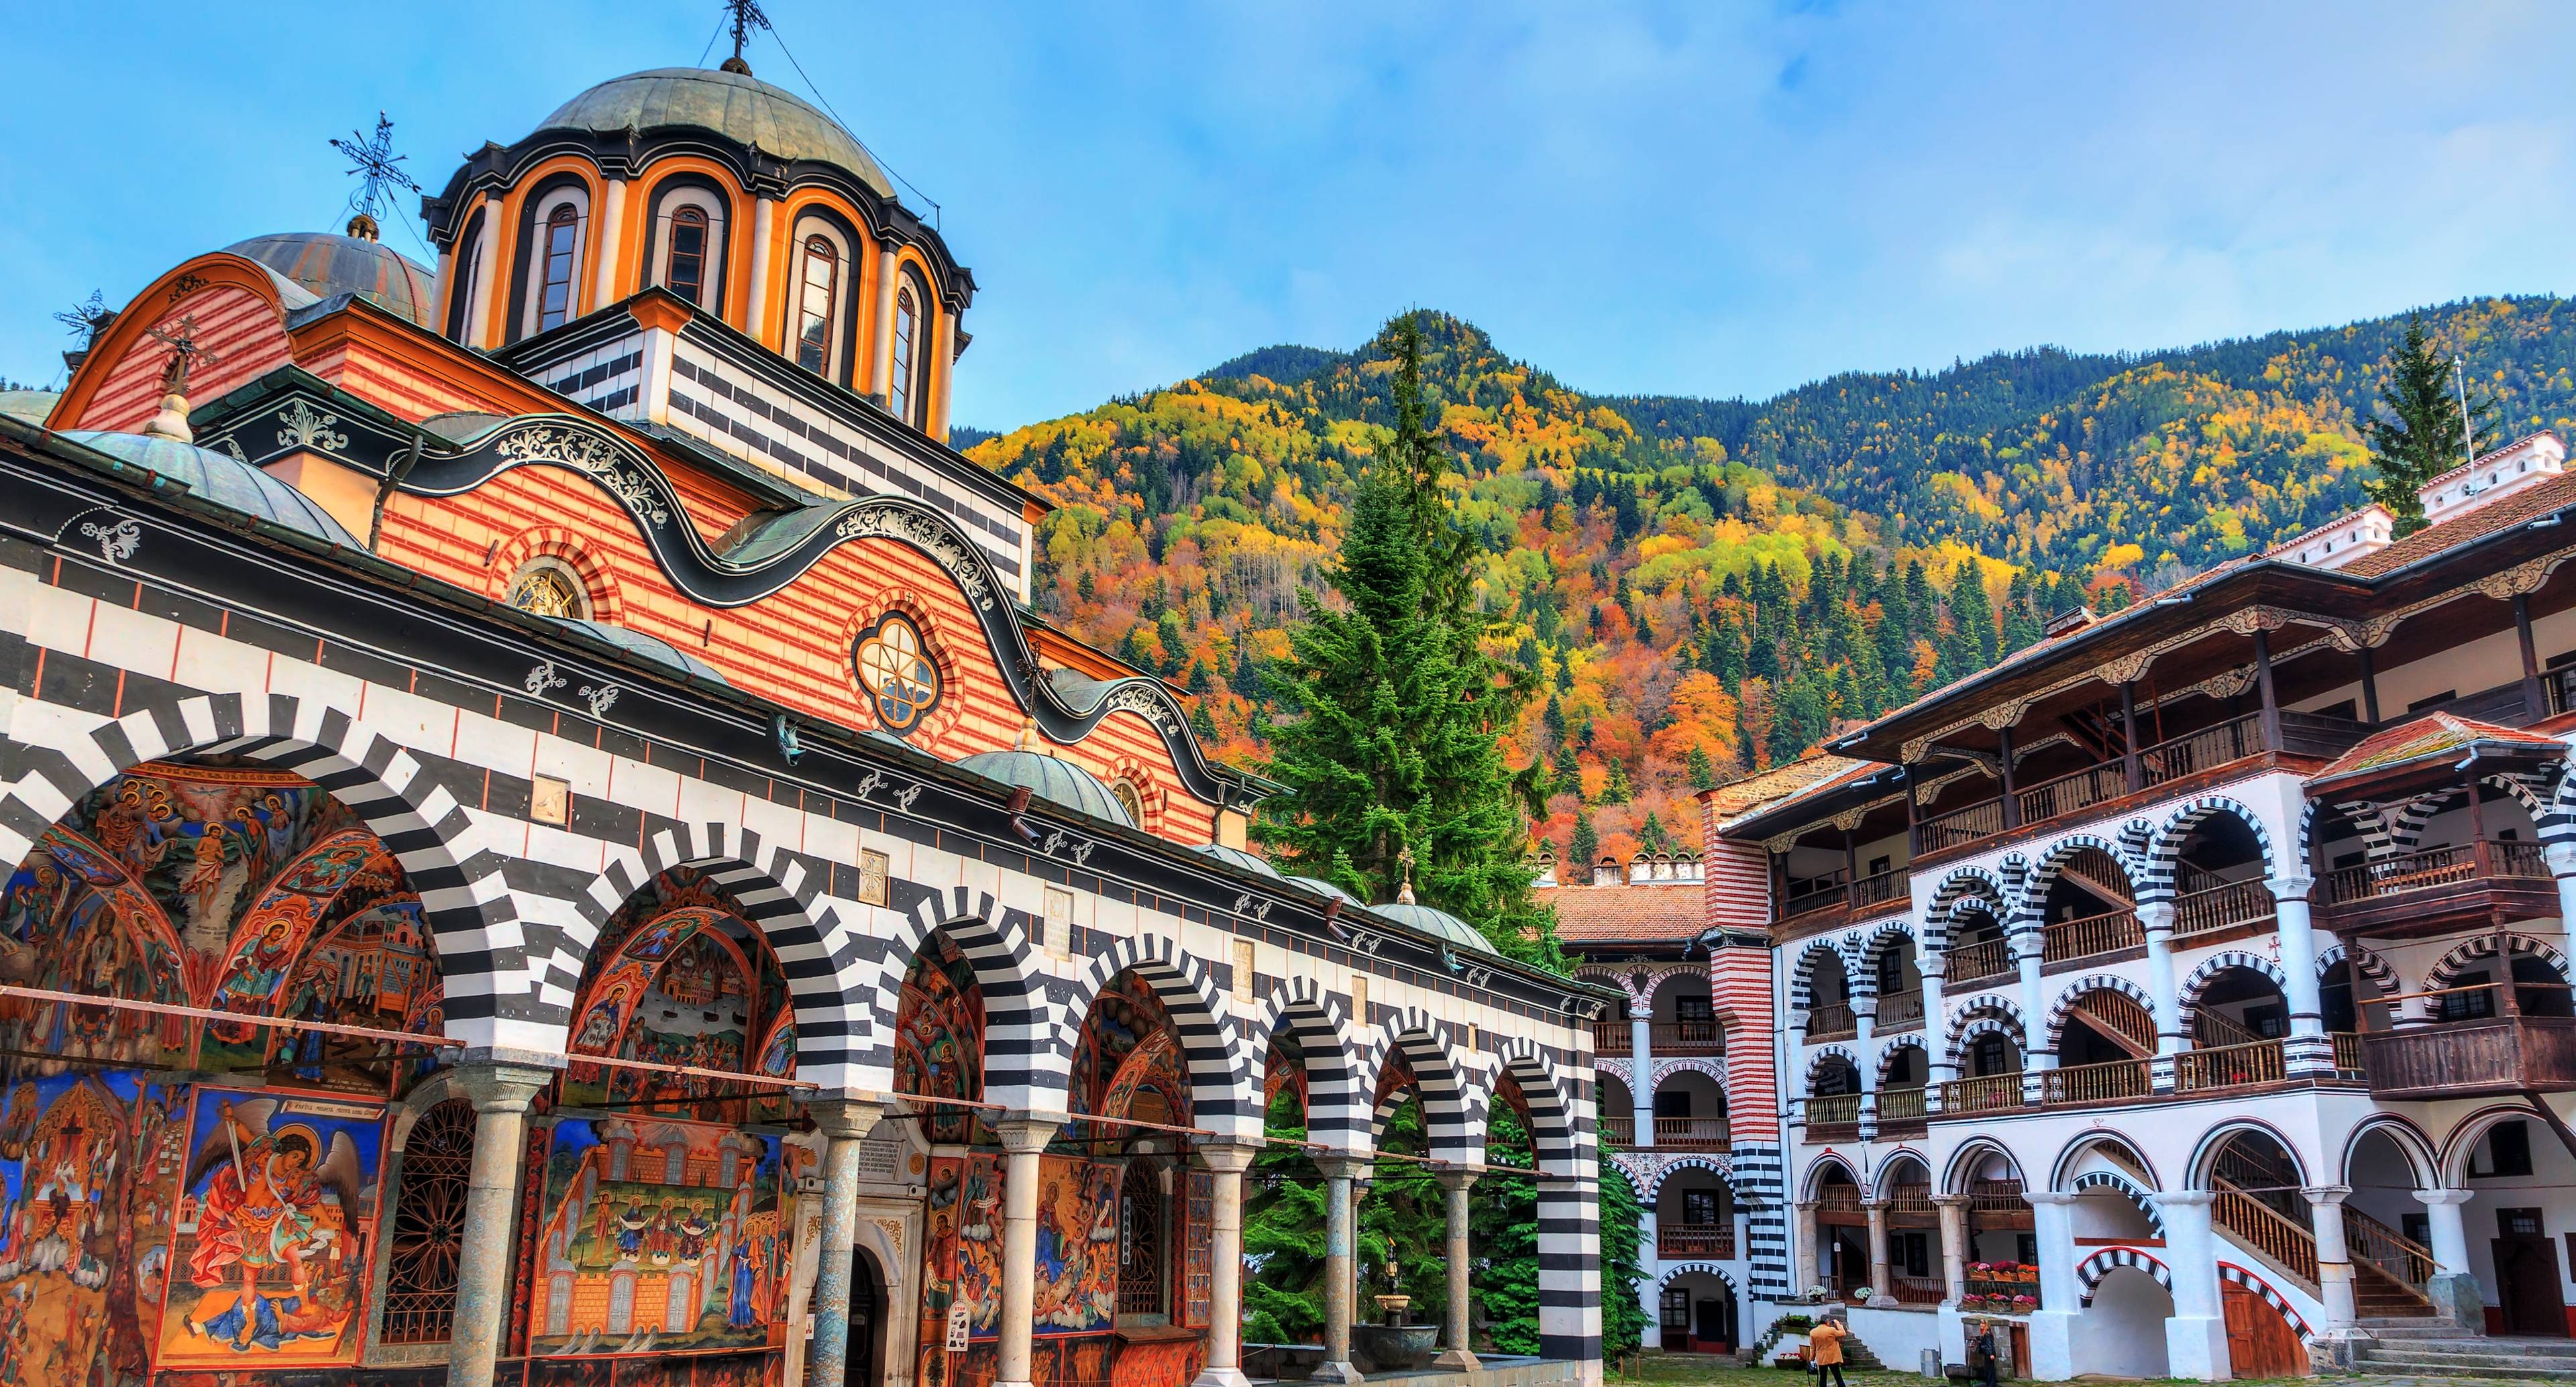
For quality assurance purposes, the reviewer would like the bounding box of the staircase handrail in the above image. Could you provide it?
[2213,1176,2318,1289]
[2343,1206,2436,1296]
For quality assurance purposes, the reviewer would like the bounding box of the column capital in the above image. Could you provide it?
[2302,1184,2353,1205]
[2154,1189,2218,1209]
[1434,1166,1483,1193]
[1192,1139,1263,1174]
[998,1113,1066,1154]
[2414,1187,2476,1208]
[2023,1190,2080,1207]
[451,1055,559,1113]
[1313,1153,1374,1182]
[2546,838,2576,876]
[2136,901,2178,932]
[806,1096,888,1142]
[2265,875,2314,901]
[1931,1193,1972,1209]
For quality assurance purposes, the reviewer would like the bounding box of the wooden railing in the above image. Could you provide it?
[2324,840,2553,905]
[1921,797,2006,854]
[1601,1115,1635,1146]
[2141,712,2265,785]
[1652,1020,1725,1055]
[1947,938,2013,987]
[1890,1277,1945,1306]
[1941,1072,2025,1115]
[1807,1003,1858,1041]
[2017,760,2130,827]
[1593,1021,1631,1055]
[1850,867,1912,915]
[2041,907,2143,964]
[2216,1178,2318,1287]
[2332,1031,2366,1078]
[1816,1184,1863,1212]
[1876,990,1925,1029]
[1969,1179,2027,1215]
[1876,1087,1929,1124]
[1886,1182,1935,1214]
[2172,878,2275,937]
[2344,1207,2436,1298]
[2040,1056,2152,1105]
[2175,1038,2286,1094]
[1655,1117,1731,1150]
[1805,1094,1862,1132]
[1658,1223,1735,1259]
[1782,878,1848,920]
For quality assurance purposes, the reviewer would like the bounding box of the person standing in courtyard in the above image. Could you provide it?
[1808,1309,1848,1387]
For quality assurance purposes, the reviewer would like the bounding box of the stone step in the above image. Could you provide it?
[2361,1344,2576,1366]
[2357,1349,2576,1379]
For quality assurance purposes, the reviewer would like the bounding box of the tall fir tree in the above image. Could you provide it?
[2363,314,2499,537]
[1256,313,1562,967]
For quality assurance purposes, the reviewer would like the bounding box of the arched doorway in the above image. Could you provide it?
[843,1244,886,1387]
[2083,1265,2174,1376]
[1811,1162,1868,1300]
[1657,1269,1737,1353]
[1876,1155,1939,1305]
[2343,1123,2440,1320]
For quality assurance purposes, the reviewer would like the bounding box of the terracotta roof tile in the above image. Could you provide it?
[1542,882,1704,944]
[2341,470,2576,577]
[1701,755,1869,821]
[2308,711,2565,781]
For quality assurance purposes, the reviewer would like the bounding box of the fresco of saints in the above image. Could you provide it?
[178,1099,362,1351]
[727,1238,758,1329]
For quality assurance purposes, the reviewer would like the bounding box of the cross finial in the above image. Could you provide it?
[1396,845,1417,905]
[138,315,223,442]
[329,112,419,241]
[721,0,769,74]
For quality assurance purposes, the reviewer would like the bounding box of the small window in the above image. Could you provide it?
[1112,779,1145,826]
[505,559,588,619]
[1682,1190,1723,1225]
[666,207,709,306]
[2502,1207,2545,1237]
[1659,1287,1689,1331]
[853,614,939,733]
[537,203,580,332]
[2476,1123,2536,1178]
[795,236,838,376]
[1868,855,1890,875]
[1654,1090,1691,1119]
[1674,996,1714,1023]
[890,283,920,423]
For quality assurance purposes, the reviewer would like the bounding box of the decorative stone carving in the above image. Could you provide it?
[2477,557,2555,600]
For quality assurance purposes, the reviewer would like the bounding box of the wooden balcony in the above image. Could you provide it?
[1601,1115,1635,1147]
[2040,907,2143,968]
[2174,1038,2286,1095]
[1594,1020,1631,1056]
[2171,877,2277,940]
[1652,1019,1725,1056]
[1849,867,1911,919]
[2039,1056,2152,1106]
[1945,938,2014,989]
[1775,867,1913,927]
[1654,1117,1732,1150]
[2317,840,2558,940]
[1886,1181,1935,1215]
[1876,989,1925,1031]
[1876,1085,1928,1135]
[1805,1093,1861,1143]
[1658,1223,1735,1259]
[2359,1009,2576,1100]
[1940,1072,2025,1115]
[1806,1001,1858,1042]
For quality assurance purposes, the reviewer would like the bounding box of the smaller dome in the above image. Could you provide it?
[955,751,1134,827]
[225,232,437,327]
[61,431,360,548]
[1189,842,1282,880]
[1286,874,1359,905]
[551,618,728,684]
[0,390,59,425]
[1372,901,1500,955]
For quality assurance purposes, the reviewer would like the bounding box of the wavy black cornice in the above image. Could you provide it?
[192,386,1261,810]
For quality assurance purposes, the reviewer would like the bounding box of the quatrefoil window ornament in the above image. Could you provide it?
[855,614,940,733]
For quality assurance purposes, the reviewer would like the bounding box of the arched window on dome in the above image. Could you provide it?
[537,203,580,332]
[795,236,839,378]
[505,557,590,620]
[665,207,710,307]
[890,281,922,425]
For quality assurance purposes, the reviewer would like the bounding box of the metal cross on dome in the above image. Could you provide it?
[52,290,111,345]
[142,314,223,393]
[329,112,419,233]
[722,0,771,70]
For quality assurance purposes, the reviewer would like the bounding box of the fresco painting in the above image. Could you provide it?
[155,1087,384,1369]
[895,936,986,1144]
[529,1117,800,1355]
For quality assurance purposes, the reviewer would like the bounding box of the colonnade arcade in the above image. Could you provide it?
[0,740,1596,1387]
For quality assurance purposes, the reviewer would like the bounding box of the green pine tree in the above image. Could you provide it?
[1597,1165,1650,1358]
[2364,314,2500,537]
[1686,742,1718,791]
[1567,816,1599,870]
[1255,313,1562,968]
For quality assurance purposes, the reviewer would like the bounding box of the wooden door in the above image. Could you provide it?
[2222,1283,2310,1377]
[2494,1227,2569,1337]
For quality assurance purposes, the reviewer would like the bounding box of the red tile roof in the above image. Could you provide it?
[2341,469,2576,577]
[2308,711,2565,782]
[1542,882,1704,944]
[1700,755,1870,824]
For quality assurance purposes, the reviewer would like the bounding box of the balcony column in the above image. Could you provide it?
[2119,679,2145,793]
[1434,1169,1481,1370]
[446,1056,559,1387]
[2358,645,2383,724]
[996,1114,1066,1387]
[1314,1154,1368,1384]
[1864,1201,1896,1307]
[2269,875,2332,1075]
[1631,1007,1656,1150]
[2025,1191,2082,1382]
[1919,955,1952,1111]
[2305,1184,2360,1339]
[806,1097,888,1387]
[1193,1141,1263,1387]
[2414,1188,2485,1327]
[2253,628,2283,749]
[2516,593,2546,716]
[1794,1199,1821,1294]
[2139,901,2183,1093]
[1854,997,1879,1140]
[2013,929,2050,1104]
[1997,726,2021,828]
[1933,1195,1972,1307]
[2546,840,2576,961]
[2155,1190,2233,1382]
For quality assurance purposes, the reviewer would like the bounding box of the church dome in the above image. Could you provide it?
[536,68,894,199]
[225,232,438,327]
[955,751,1134,828]
[1189,842,1283,880]
[61,431,361,548]
[551,618,729,685]
[1373,902,1500,955]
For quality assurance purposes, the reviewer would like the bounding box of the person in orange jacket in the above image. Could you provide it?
[1807,1309,1849,1387]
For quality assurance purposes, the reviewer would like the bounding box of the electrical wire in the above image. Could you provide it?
[765,18,943,228]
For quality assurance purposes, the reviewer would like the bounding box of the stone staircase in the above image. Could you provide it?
[1739,1315,1886,1371]
[2349,1321,2576,1379]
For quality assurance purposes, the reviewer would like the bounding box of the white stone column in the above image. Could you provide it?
[996,1115,1064,1387]
[2416,1188,2484,1327]
[1315,1154,1368,1384]
[1193,1141,1261,1387]
[1920,957,1953,1109]
[2025,1190,2082,1380]
[2155,1190,2232,1382]
[1865,1201,1896,1307]
[590,176,629,311]
[1630,1013,1656,1149]
[2306,1185,2358,1336]
[744,196,777,344]
[1854,999,1880,1138]
[1435,1169,1482,1370]
[806,1098,886,1387]
[1933,1195,1971,1307]
[1794,1200,1821,1295]
[2269,877,2332,1074]
[871,243,903,404]
[446,1055,559,1387]
[463,191,503,350]
[2015,933,2050,1103]
[2140,901,2184,1092]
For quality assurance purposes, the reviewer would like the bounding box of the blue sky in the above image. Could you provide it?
[6,3,2575,431]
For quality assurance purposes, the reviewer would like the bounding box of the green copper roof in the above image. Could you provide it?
[225,233,437,327]
[955,751,1133,828]
[537,68,893,199]
[1373,901,1500,955]
[0,391,58,426]
[62,430,361,549]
